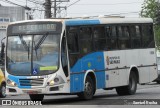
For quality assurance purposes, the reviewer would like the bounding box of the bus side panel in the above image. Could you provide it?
[94,52,105,89]
[95,72,105,89]
[139,48,157,83]
[70,52,106,93]
[70,74,84,93]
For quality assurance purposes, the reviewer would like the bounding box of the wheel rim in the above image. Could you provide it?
[1,85,6,97]
[85,81,93,97]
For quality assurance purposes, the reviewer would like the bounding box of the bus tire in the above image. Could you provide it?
[77,76,94,100]
[0,83,6,98]
[29,94,44,101]
[116,72,137,95]
[156,81,160,84]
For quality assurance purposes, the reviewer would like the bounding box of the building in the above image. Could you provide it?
[0,6,25,45]
[0,6,25,22]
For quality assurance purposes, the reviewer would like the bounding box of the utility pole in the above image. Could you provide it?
[44,0,70,18]
[53,0,56,18]
[45,0,51,18]
[52,0,69,18]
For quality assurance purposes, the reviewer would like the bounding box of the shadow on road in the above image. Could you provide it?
[42,94,120,105]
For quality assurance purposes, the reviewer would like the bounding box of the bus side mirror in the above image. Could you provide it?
[0,42,5,65]
[1,42,5,59]
[0,37,6,64]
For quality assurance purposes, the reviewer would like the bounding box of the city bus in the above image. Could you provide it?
[5,17,158,101]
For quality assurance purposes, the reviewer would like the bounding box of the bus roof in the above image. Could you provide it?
[65,18,153,26]
[8,19,64,25]
[8,17,153,26]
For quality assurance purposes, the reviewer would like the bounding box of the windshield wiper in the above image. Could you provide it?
[34,32,49,50]
[33,41,38,60]
[19,35,30,60]
[34,32,49,60]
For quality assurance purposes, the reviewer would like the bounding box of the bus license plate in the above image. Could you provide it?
[27,90,38,94]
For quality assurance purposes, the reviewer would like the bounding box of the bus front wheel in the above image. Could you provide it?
[0,83,6,98]
[116,72,137,95]
[77,76,94,100]
[29,94,44,101]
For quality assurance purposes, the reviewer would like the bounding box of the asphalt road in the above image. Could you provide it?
[1,82,160,108]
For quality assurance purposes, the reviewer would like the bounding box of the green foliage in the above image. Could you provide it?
[154,25,160,49]
[141,0,160,49]
[141,0,158,20]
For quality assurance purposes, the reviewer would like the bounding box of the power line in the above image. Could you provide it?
[51,0,69,2]
[55,0,80,16]
[27,0,44,5]
[0,0,31,10]
[14,0,44,5]
[67,0,80,8]
[73,2,142,6]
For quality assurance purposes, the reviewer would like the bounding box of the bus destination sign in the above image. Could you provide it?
[13,24,56,33]
[8,22,62,35]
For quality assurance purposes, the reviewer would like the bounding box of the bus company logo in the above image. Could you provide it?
[106,56,110,65]
[106,56,120,65]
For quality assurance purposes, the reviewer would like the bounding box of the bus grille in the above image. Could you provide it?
[19,78,44,86]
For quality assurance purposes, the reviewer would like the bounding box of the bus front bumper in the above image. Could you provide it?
[6,83,70,95]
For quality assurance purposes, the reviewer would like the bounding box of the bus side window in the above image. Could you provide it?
[93,26,106,51]
[67,33,79,53]
[106,26,118,51]
[118,26,131,49]
[79,27,93,54]
[61,35,68,77]
[142,24,155,48]
[130,25,141,49]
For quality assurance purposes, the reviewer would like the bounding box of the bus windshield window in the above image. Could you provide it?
[6,34,60,76]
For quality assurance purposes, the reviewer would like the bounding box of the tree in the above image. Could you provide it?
[141,0,160,49]
[141,0,158,19]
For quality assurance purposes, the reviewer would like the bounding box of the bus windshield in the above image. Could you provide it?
[6,34,60,76]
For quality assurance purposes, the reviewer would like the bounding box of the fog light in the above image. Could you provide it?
[54,77,59,83]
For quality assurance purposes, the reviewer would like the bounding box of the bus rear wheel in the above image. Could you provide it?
[77,76,94,100]
[29,94,44,101]
[116,72,137,95]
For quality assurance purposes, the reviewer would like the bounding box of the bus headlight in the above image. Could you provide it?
[48,80,54,86]
[48,76,65,86]
[7,79,17,87]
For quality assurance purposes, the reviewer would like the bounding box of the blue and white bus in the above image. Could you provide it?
[5,17,158,101]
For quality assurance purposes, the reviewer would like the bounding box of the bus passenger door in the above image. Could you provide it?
[61,35,70,92]
[66,27,84,93]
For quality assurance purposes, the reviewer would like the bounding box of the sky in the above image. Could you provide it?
[0,0,145,19]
